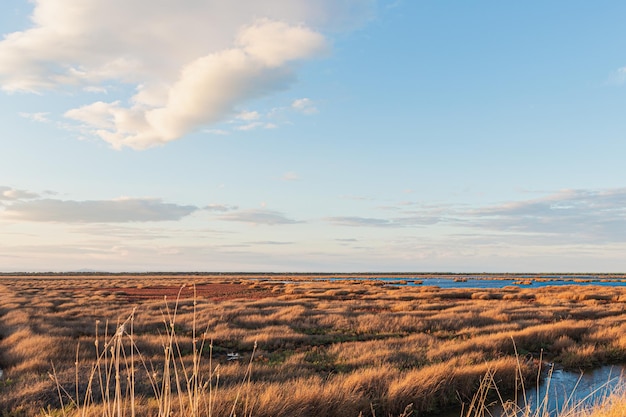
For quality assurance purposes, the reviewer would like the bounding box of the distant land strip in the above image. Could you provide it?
[2,271,626,279]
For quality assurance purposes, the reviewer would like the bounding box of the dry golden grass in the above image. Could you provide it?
[0,276,626,416]
[579,392,626,417]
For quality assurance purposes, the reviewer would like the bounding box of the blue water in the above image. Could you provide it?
[491,365,626,417]
[439,365,626,417]
[325,277,626,289]
[408,277,626,289]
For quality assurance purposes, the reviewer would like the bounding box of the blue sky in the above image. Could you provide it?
[2,1,626,272]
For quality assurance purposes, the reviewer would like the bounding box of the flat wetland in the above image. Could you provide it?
[1,273,626,416]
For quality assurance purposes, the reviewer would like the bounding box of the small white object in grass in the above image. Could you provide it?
[227,353,240,361]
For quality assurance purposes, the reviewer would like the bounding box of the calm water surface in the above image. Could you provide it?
[437,365,626,417]
[409,277,626,289]
[322,277,626,289]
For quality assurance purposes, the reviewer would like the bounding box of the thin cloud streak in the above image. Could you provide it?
[326,216,398,228]
[247,241,295,245]
[205,204,239,212]
[219,209,302,225]
[325,215,441,228]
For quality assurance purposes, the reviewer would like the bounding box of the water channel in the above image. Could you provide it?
[437,365,625,417]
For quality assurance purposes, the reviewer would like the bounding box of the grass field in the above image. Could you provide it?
[1,275,626,416]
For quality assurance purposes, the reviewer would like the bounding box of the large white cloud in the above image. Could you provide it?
[0,0,374,149]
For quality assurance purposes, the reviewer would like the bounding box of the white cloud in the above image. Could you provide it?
[291,97,318,114]
[2,197,197,223]
[204,129,230,136]
[235,121,273,131]
[227,109,278,132]
[0,186,40,200]
[205,203,239,212]
[608,67,626,85]
[63,20,326,149]
[219,209,301,225]
[64,101,120,130]
[234,122,260,131]
[247,240,295,245]
[325,215,440,228]
[326,216,396,228]
[19,112,50,123]
[83,86,108,94]
[236,110,261,121]
[281,172,301,181]
[0,1,374,149]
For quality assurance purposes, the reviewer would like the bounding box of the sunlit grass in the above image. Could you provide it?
[1,276,626,416]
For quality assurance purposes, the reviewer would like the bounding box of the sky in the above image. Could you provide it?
[2,1,626,273]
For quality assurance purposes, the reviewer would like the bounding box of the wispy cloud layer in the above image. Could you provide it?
[4,185,625,243]
[325,188,626,244]
[0,0,373,149]
[466,188,626,242]
[0,186,40,201]
[3,197,197,223]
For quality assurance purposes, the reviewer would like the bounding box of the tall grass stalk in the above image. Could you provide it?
[46,285,247,417]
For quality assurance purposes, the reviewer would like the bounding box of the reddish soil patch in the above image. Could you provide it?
[101,283,274,302]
